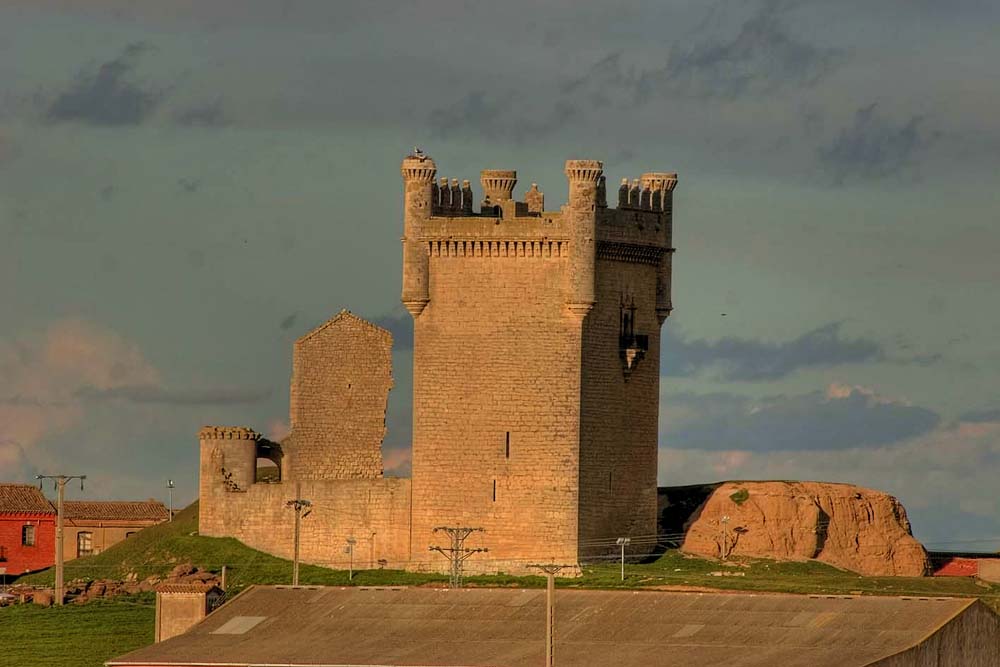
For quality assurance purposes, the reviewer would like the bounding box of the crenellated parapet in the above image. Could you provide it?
[198,426,261,440]
[401,151,678,322]
[199,425,261,496]
[432,177,476,216]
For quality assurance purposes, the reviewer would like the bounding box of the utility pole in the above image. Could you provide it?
[166,480,175,521]
[36,474,86,606]
[429,526,487,588]
[345,536,357,581]
[616,537,631,582]
[285,485,312,586]
[528,564,572,667]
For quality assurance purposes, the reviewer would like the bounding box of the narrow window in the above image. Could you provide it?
[21,524,35,547]
[492,480,497,502]
[609,470,614,493]
[505,432,510,459]
[77,531,94,558]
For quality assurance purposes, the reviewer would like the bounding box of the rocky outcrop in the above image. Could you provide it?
[680,481,929,576]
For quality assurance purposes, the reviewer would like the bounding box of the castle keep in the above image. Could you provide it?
[199,153,678,573]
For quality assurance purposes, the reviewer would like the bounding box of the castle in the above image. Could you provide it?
[198,153,678,573]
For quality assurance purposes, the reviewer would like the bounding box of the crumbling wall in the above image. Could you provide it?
[286,310,392,480]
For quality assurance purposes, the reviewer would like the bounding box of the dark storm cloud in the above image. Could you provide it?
[77,384,271,406]
[635,0,843,100]
[665,386,941,452]
[819,104,935,184]
[45,42,166,126]
[958,407,1000,423]
[663,322,884,381]
[173,99,229,127]
[428,1,842,140]
[373,309,413,350]
[427,91,574,142]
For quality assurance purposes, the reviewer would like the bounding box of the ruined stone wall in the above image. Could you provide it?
[199,429,411,568]
[409,248,583,573]
[206,479,411,568]
[285,311,392,480]
[578,257,661,556]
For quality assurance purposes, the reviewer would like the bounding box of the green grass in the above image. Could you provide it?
[8,501,1000,667]
[19,502,450,593]
[0,596,154,667]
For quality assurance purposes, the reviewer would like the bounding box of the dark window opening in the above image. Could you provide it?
[256,458,281,483]
[505,432,510,459]
[77,531,93,558]
[21,524,35,547]
[609,470,614,493]
[492,480,497,502]
[125,531,136,539]
[255,439,284,483]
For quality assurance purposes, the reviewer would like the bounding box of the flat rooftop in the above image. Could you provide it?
[109,585,983,667]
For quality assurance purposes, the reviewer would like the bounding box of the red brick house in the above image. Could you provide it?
[0,484,57,576]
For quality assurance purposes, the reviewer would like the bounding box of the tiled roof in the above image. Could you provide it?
[0,483,56,514]
[156,583,223,594]
[64,500,169,522]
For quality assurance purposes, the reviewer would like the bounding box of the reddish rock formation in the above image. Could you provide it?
[681,481,929,576]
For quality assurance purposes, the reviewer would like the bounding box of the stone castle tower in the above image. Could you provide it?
[196,153,677,575]
[402,154,677,569]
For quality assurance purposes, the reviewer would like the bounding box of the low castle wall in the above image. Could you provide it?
[201,477,412,570]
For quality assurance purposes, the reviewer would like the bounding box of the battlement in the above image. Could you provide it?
[404,154,677,231]
[401,152,678,321]
[198,426,260,441]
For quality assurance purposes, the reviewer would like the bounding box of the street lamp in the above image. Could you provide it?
[345,536,357,581]
[166,480,175,522]
[616,537,631,582]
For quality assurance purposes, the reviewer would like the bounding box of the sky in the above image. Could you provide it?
[2,0,999,550]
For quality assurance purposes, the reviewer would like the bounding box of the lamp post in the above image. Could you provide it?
[616,537,631,582]
[345,536,357,581]
[166,480,175,521]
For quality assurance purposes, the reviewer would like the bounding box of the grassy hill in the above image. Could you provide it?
[18,501,448,592]
[17,501,1000,605]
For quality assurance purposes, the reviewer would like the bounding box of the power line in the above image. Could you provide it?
[528,564,574,667]
[36,473,86,606]
[285,484,312,586]
[429,526,488,588]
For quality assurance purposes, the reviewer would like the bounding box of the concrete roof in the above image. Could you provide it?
[108,586,981,667]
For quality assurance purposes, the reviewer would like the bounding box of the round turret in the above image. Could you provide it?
[640,172,678,193]
[480,169,517,203]
[401,152,437,183]
[564,159,603,182]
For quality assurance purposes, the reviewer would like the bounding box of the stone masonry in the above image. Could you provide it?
[199,152,678,574]
[286,311,392,480]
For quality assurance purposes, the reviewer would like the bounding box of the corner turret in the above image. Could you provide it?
[401,152,437,318]
[564,159,603,319]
